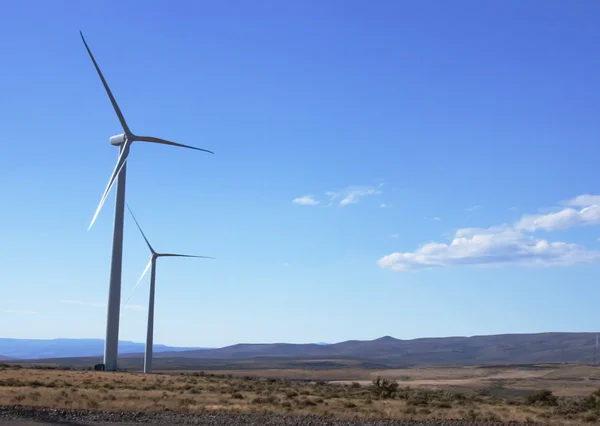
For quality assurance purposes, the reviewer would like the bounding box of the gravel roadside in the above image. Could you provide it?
[0,406,534,426]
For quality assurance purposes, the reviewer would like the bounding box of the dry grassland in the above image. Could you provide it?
[2,364,600,424]
[328,365,600,397]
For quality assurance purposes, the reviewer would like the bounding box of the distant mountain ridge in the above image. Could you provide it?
[149,332,600,366]
[0,338,209,360]
[5,333,600,366]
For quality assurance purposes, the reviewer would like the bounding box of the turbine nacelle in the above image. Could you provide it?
[110,133,127,146]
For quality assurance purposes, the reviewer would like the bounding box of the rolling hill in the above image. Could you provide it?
[7,333,600,369]
[149,332,599,366]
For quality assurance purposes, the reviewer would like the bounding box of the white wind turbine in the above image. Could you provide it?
[80,31,214,371]
[125,204,214,374]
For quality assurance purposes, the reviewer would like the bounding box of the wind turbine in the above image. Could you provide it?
[125,204,214,374]
[80,31,214,372]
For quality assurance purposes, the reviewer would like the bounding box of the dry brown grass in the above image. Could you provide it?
[1,365,600,425]
[157,363,600,397]
[326,365,600,398]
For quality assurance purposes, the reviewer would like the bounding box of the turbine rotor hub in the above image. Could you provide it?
[109,133,127,146]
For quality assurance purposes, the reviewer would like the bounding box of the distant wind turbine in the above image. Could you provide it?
[125,205,214,374]
[79,31,214,371]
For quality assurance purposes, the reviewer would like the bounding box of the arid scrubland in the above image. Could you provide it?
[3,365,600,424]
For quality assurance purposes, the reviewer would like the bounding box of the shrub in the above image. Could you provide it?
[585,388,600,410]
[370,376,399,399]
[526,389,558,406]
[252,394,278,404]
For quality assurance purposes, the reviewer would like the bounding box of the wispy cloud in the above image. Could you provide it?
[432,217,441,221]
[390,234,399,239]
[292,195,319,206]
[325,192,339,201]
[324,192,339,207]
[380,203,391,209]
[378,194,600,271]
[0,309,40,315]
[295,184,384,208]
[339,185,383,206]
[60,300,144,311]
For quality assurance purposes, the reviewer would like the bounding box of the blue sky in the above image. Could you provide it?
[2,0,600,348]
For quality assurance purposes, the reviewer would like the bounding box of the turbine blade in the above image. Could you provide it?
[88,143,130,230]
[126,204,155,253]
[80,31,131,135]
[136,258,153,287]
[123,258,153,307]
[159,253,215,259]
[135,136,214,154]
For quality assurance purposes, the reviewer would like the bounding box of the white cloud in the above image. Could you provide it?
[380,203,391,209]
[0,309,40,315]
[466,205,482,212]
[60,300,144,311]
[295,184,384,208]
[292,195,319,206]
[566,194,600,207]
[390,234,399,239]
[515,204,600,233]
[378,194,600,271]
[339,185,383,206]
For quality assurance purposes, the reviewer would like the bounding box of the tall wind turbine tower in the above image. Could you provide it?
[126,205,214,374]
[80,32,213,371]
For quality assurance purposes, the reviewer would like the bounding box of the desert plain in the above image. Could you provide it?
[2,361,600,425]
